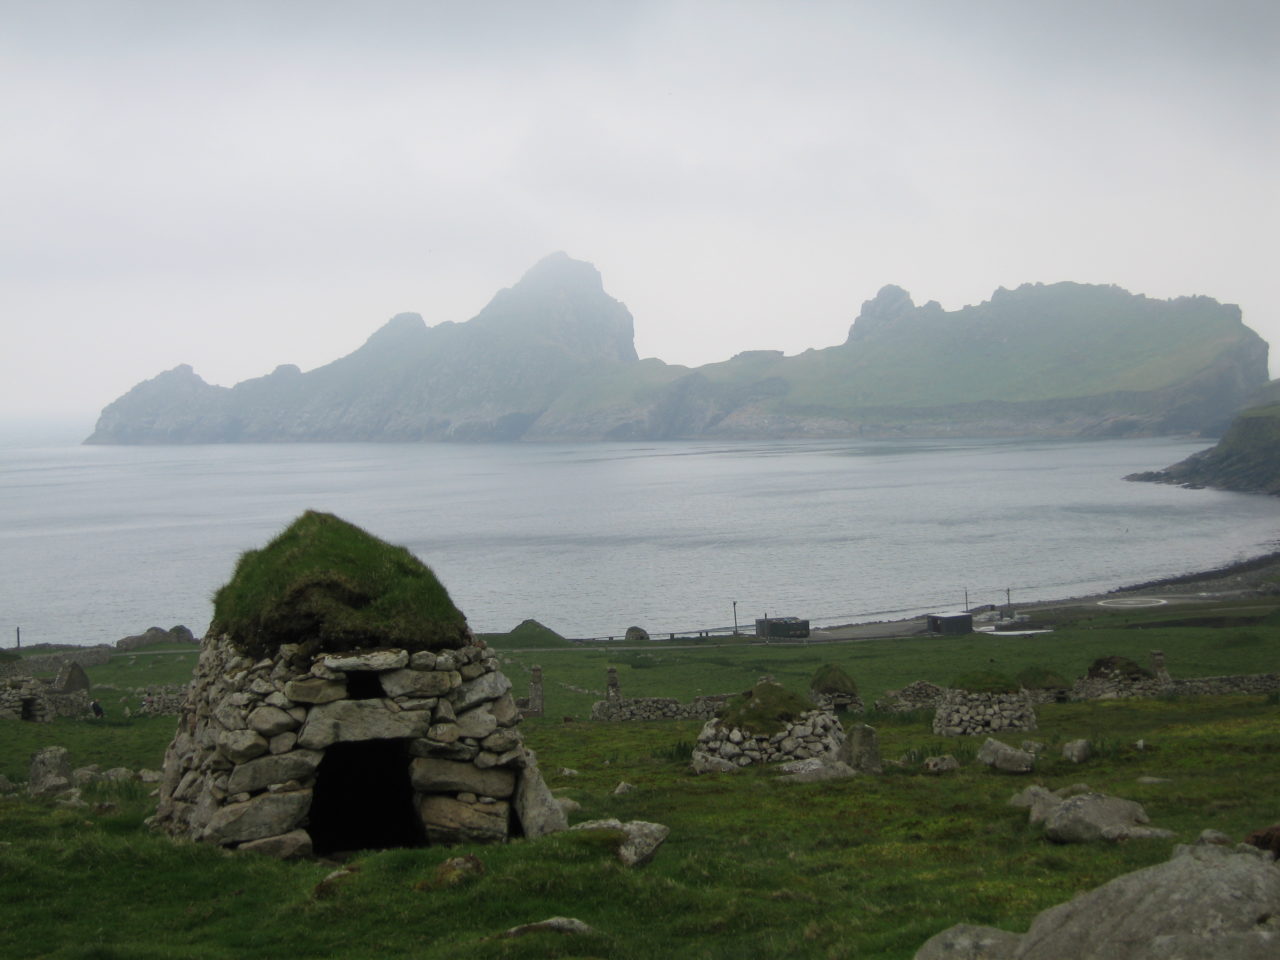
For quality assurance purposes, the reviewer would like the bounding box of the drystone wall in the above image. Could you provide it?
[691,709,845,771]
[20,648,113,673]
[811,691,865,713]
[932,690,1037,736]
[136,685,190,716]
[591,694,730,721]
[1071,673,1280,700]
[153,635,565,858]
[589,665,730,721]
[874,680,944,714]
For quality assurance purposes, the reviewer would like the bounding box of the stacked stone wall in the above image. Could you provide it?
[153,637,563,856]
[591,694,729,722]
[136,685,191,716]
[933,690,1037,736]
[1070,673,1280,700]
[20,648,112,673]
[874,680,944,713]
[692,709,845,770]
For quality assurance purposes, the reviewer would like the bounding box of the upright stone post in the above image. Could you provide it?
[1150,650,1171,684]
[606,666,620,702]
[528,666,544,717]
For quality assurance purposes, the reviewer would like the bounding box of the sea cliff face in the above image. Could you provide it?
[86,258,1268,444]
[1126,400,1280,495]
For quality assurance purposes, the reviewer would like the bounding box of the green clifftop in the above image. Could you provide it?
[86,258,1268,444]
[1127,397,1280,495]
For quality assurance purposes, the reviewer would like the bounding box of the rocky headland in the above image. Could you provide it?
[86,254,1268,444]
[1126,399,1280,495]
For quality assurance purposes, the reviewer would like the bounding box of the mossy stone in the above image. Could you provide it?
[720,681,813,736]
[210,511,468,660]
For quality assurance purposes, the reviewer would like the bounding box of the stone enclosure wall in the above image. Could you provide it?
[590,665,731,721]
[16,647,113,674]
[153,637,564,858]
[1071,673,1280,700]
[932,689,1037,736]
[692,709,845,771]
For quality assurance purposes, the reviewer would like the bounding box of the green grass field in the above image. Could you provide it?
[2,607,1278,959]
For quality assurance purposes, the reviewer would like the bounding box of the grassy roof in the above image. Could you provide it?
[211,511,469,659]
[720,680,813,736]
[810,662,858,696]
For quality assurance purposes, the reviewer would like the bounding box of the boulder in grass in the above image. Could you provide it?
[976,738,1035,773]
[1043,792,1174,844]
[914,841,1280,959]
[570,818,669,866]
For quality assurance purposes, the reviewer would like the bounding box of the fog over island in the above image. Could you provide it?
[2,0,1276,430]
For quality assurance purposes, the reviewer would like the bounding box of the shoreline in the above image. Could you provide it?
[11,550,1280,655]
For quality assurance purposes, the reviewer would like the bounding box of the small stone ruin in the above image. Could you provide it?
[151,511,565,858]
[691,679,847,773]
[0,660,92,722]
[874,680,944,713]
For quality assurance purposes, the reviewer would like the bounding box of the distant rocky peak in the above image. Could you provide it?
[358,312,428,351]
[846,285,916,342]
[510,251,605,296]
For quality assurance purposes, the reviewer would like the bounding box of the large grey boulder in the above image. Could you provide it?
[1008,785,1062,825]
[28,746,73,798]
[570,818,669,866]
[296,699,432,748]
[1044,792,1174,843]
[976,738,1035,773]
[226,750,322,795]
[201,789,312,845]
[512,749,568,838]
[915,842,1280,959]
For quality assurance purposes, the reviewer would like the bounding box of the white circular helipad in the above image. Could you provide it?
[1097,598,1168,608]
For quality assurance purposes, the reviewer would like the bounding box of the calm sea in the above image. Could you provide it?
[2,437,1278,647]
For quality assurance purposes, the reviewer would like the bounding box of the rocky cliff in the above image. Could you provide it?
[86,253,638,443]
[1126,397,1280,494]
[87,259,1268,444]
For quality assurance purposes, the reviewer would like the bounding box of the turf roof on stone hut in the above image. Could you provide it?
[211,511,469,660]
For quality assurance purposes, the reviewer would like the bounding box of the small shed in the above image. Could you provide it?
[755,617,810,639]
[926,612,973,635]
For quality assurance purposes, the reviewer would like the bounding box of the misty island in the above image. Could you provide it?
[86,252,1268,446]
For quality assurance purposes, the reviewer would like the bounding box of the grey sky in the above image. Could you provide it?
[3,0,1276,424]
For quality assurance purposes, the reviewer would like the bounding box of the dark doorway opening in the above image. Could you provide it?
[308,740,425,855]
[20,698,37,721]
[346,672,384,699]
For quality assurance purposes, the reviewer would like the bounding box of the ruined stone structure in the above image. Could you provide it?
[691,708,846,772]
[153,639,567,857]
[932,689,1037,736]
[0,674,90,722]
[810,690,865,714]
[117,625,197,651]
[151,511,566,858]
[874,680,944,713]
[589,667,730,721]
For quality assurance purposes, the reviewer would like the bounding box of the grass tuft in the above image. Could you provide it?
[210,511,469,659]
